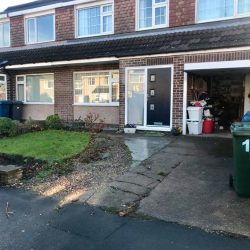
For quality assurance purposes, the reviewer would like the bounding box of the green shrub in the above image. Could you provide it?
[45,114,63,130]
[0,118,19,137]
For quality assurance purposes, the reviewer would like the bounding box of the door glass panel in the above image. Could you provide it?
[17,84,25,102]
[127,69,145,125]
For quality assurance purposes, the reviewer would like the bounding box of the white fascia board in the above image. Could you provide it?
[184,60,250,71]
[7,0,97,17]
[5,57,119,69]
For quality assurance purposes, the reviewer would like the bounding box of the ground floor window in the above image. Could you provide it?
[74,71,119,105]
[16,74,54,103]
[0,74,7,100]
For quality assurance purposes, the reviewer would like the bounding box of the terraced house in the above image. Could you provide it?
[0,0,250,134]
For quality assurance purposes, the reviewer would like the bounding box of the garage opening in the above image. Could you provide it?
[186,68,250,137]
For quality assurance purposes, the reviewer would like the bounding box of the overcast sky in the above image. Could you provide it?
[0,0,34,12]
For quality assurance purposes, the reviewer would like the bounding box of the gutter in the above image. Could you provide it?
[5,57,119,69]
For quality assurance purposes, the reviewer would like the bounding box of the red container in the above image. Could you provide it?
[203,120,214,134]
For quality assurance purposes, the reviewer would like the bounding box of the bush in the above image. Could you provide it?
[45,115,63,130]
[84,112,105,132]
[0,117,19,137]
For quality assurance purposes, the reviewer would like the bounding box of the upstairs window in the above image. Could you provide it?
[197,0,250,22]
[26,13,55,44]
[77,3,114,37]
[0,22,10,47]
[137,0,168,30]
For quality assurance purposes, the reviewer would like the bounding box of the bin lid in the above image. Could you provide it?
[231,122,250,136]
[0,100,12,104]
[12,101,23,105]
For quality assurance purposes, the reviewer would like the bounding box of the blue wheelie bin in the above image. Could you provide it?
[0,101,12,118]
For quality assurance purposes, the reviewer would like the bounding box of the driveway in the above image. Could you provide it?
[139,136,250,237]
[1,188,250,250]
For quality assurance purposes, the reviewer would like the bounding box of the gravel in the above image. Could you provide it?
[23,133,132,205]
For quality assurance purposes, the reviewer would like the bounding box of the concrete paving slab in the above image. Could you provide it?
[116,172,157,187]
[110,181,151,197]
[87,187,139,208]
[124,136,171,167]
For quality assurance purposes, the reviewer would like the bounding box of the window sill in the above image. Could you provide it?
[23,102,54,105]
[25,39,56,45]
[136,24,168,32]
[76,31,114,39]
[74,103,119,107]
[196,13,250,24]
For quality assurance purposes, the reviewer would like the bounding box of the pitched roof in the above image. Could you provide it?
[1,18,250,66]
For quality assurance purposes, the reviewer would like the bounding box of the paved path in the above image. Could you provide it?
[1,188,250,250]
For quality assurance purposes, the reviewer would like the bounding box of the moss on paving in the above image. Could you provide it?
[0,130,91,163]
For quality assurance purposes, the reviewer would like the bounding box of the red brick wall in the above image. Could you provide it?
[56,6,75,41]
[10,16,25,47]
[114,0,135,34]
[169,0,196,27]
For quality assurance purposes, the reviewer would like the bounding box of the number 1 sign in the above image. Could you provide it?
[242,139,250,153]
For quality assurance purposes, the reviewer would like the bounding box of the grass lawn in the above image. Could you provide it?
[0,130,91,163]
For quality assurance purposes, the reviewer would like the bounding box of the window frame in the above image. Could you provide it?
[24,10,56,45]
[0,74,7,100]
[73,70,119,106]
[75,1,114,38]
[196,0,250,23]
[16,73,55,104]
[0,20,10,48]
[136,0,169,31]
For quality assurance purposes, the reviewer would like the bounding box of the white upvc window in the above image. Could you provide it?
[137,0,169,30]
[16,74,54,104]
[0,21,10,48]
[0,74,7,100]
[74,71,119,105]
[76,1,114,38]
[25,11,55,44]
[197,0,250,22]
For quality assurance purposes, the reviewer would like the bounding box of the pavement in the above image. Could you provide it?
[1,188,250,250]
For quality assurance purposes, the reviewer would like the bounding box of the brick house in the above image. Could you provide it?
[0,0,250,134]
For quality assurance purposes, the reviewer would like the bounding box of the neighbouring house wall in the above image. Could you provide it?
[22,104,54,120]
[74,106,119,125]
